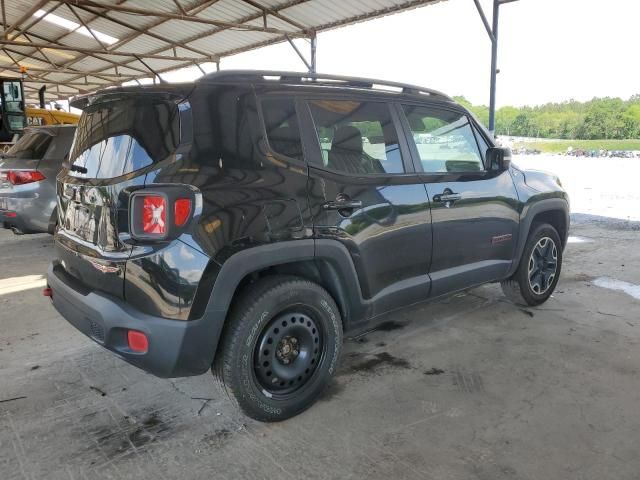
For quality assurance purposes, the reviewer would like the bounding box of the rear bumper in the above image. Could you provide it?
[1,208,26,232]
[0,194,53,233]
[47,263,226,378]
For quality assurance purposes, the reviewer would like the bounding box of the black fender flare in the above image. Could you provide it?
[199,239,367,357]
[204,239,367,322]
[206,240,315,315]
[508,197,569,277]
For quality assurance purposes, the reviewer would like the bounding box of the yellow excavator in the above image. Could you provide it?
[0,79,79,150]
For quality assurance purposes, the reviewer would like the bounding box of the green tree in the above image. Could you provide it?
[453,94,640,140]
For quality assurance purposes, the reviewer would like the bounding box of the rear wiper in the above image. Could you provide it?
[69,164,88,174]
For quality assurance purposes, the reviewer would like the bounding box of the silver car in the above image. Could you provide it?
[0,125,76,234]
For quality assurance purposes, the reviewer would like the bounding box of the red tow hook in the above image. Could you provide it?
[42,287,53,298]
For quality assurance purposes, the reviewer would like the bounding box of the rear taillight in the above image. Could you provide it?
[131,190,194,240]
[174,198,192,227]
[7,170,46,185]
[142,195,167,235]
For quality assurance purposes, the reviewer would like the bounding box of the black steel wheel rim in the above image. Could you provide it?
[254,311,324,396]
[528,236,558,295]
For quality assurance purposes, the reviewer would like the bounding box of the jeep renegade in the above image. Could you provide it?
[47,71,569,421]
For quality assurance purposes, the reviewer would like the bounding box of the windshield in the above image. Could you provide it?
[69,97,180,179]
[5,131,52,159]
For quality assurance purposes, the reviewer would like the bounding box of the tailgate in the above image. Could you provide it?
[54,93,182,298]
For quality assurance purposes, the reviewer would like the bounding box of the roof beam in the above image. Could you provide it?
[0,64,137,78]
[56,0,306,37]
[54,0,316,90]
[21,77,110,88]
[0,39,214,62]
[66,3,109,51]
[0,45,139,80]
[3,0,131,78]
[171,0,188,16]
[71,3,214,59]
[34,0,222,86]
[2,0,49,39]
[37,0,218,78]
[239,0,308,31]
[81,0,315,81]
[105,0,220,53]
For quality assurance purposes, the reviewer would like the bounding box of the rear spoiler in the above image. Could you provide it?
[70,85,194,110]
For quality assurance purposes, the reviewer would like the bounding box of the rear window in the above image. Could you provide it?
[5,131,52,159]
[69,97,180,178]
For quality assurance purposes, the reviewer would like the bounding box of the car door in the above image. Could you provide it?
[299,95,432,320]
[397,102,520,298]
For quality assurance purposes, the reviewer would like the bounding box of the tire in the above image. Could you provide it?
[213,275,343,422]
[501,223,563,306]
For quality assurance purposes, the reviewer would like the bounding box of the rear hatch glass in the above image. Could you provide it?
[68,97,180,179]
[55,95,181,297]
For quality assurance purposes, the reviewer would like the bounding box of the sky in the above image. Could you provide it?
[160,0,640,108]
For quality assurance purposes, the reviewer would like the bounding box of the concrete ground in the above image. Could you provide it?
[1,218,639,480]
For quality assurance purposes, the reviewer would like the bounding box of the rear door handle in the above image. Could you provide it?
[323,199,363,210]
[433,191,462,203]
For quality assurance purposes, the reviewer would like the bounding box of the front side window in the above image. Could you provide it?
[402,105,484,173]
[262,98,303,161]
[308,100,405,175]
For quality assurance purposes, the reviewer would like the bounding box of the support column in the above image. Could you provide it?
[310,34,317,73]
[488,0,499,136]
[472,0,519,137]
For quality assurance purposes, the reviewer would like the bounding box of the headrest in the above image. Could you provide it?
[331,125,363,153]
[269,126,299,141]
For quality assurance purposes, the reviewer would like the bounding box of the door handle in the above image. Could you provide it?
[323,199,363,210]
[323,194,362,214]
[433,191,462,203]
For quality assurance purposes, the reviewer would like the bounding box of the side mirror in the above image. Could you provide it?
[486,147,512,171]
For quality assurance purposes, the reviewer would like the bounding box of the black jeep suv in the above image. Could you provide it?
[47,71,569,421]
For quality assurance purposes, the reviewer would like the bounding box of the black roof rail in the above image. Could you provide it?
[199,70,452,101]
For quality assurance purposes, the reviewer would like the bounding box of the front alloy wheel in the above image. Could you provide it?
[527,237,558,295]
[501,223,563,306]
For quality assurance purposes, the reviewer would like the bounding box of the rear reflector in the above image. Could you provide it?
[174,198,192,227]
[7,170,46,185]
[42,287,53,297]
[127,330,149,353]
[142,195,166,235]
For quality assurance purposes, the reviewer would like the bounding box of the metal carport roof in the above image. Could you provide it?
[0,0,447,102]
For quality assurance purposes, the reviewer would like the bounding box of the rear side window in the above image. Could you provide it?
[5,131,52,159]
[69,98,180,178]
[402,105,484,173]
[307,100,405,175]
[261,98,303,161]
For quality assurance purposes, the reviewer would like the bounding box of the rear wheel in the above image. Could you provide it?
[213,276,342,422]
[501,223,562,306]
